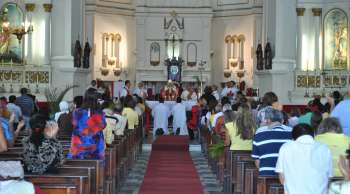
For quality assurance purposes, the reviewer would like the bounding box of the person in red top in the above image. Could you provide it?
[188,96,206,140]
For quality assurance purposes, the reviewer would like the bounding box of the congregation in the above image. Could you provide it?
[0,79,350,194]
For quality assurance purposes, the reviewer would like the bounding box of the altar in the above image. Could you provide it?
[146,100,197,111]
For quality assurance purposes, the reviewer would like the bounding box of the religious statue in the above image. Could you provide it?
[264,42,273,70]
[161,80,179,101]
[83,41,91,69]
[256,43,264,70]
[73,40,82,68]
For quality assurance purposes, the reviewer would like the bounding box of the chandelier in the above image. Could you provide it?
[0,4,33,43]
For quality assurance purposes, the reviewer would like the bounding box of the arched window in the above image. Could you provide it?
[150,42,160,66]
[186,43,197,67]
[0,3,24,63]
[225,35,231,69]
[324,9,348,70]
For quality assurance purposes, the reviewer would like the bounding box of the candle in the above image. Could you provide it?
[36,74,39,84]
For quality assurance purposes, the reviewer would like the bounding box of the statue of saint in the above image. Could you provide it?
[83,42,91,69]
[73,40,82,68]
[161,80,179,101]
[256,43,264,70]
[264,42,272,70]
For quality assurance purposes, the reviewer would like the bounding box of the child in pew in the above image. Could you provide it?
[67,88,107,160]
[22,114,64,174]
[0,161,35,194]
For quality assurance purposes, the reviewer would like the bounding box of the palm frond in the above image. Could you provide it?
[44,85,78,114]
[208,140,225,159]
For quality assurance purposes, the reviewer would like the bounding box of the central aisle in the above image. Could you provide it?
[139,136,204,194]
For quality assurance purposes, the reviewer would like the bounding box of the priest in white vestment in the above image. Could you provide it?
[171,97,188,135]
[152,97,170,136]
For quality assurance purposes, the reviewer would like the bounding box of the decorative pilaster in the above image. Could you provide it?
[296,8,305,70]
[25,4,35,65]
[43,4,53,65]
[312,8,322,70]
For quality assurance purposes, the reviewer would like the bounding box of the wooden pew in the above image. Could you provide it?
[37,184,78,194]
[223,150,253,194]
[257,176,283,194]
[64,159,104,194]
[243,163,258,194]
[25,168,90,194]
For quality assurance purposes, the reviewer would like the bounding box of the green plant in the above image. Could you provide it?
[208,134,225,159]
[44,85,78,114]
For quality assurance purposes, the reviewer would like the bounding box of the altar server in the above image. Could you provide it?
[221,81,239,102]
[171,97,188,135]
[120,80,131,97]
[152,97,170,136]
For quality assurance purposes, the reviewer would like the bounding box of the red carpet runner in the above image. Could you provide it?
[139,136,204,194]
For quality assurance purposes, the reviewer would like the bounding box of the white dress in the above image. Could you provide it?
[171,103,188,135]
[152,103,170,136]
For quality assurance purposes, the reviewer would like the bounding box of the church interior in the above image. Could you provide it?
[0,0,350,194]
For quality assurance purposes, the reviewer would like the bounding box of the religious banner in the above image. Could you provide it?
[166,57,183,82]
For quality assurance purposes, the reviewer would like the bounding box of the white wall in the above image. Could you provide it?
[211,14,261,87]
[93,13,136,83]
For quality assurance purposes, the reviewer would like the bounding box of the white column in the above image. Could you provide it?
[312,8,322,70]
[296,8,305,70]
[25,3,35,65]
[43,3,52,65]
[51,0,73,61]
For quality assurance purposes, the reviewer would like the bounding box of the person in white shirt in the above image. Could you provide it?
[133,82,148,99]
[120,80,131,97]
[275,123,333,194]
[152,97,170,137]
[6,95,22,124]
[171,97,188,135]
[181,85,197,101]
[86,80,98,91]
[220,81,239,102]
[0,161,34,194]
[211,85,220,101]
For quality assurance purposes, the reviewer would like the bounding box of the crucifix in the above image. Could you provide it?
[170,34,176,59]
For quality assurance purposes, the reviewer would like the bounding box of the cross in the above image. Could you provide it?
[171,34,176,58]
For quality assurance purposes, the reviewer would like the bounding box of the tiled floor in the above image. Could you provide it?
[117,149,223,194]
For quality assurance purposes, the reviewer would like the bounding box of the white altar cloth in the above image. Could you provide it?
[146,100,197,111]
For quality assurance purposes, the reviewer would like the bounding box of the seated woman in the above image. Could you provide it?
[67,88,106,159]
[22,114,63,174]
[54,101,73,135]
[122,95,139,130]
[315,117,350,177]
[0,161,34,194]
[224,103,256,150]
[329,149,350,194]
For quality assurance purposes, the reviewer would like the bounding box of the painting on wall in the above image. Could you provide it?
[0,3,23,63]
[324,9,348,70]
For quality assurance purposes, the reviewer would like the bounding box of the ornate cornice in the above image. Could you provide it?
[25,3,36,12]
[43,4,53,13]
[296,8,305,16]
[312,8,322,16]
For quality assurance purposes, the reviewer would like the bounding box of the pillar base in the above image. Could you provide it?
[255,58,296,103]
[51,56,90,100]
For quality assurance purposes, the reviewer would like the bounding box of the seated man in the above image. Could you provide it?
[276,124,332,194]
[251,108,292,176]
[0,161,34,194]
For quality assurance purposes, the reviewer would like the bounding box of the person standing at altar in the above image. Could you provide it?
[171,97,188,135]
[120,80,131,97]
[181,85,198,101]
[221,81,239,103]
[133,82,148,99]
[152,97,170,137]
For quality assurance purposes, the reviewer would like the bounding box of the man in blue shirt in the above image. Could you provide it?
[16,88,34,130]
[252,107,292,176]
[331,97,350,136]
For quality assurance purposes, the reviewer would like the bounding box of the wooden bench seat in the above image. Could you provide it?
[25,168,90,194]
[257,176,283,194]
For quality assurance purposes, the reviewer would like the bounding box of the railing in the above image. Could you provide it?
[295,70,350,96]
[0,64,51,94]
